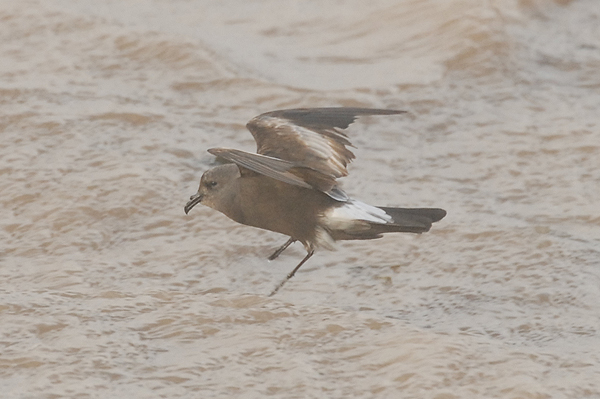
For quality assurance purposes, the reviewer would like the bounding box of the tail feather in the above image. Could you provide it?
[325,200,446,241]
[378,207,446,232]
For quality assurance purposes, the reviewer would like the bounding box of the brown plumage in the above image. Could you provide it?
[185,108,446,295]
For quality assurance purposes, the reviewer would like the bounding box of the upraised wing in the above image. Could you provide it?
[245,108,405,179]
[209,108,405,201]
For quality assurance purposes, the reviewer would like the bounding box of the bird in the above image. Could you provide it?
[184,107,446,296]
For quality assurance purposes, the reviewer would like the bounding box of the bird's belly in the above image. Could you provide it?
[237,177,334,244]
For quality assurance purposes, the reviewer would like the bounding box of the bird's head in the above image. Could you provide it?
[184,164,239,215]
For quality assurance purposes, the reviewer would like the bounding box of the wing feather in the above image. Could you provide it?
[207,108,405,202]
[208,148,349,201]
[246,108,405,178]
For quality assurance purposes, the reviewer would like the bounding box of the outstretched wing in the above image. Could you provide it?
[245,108,405,178]
[209,108,405,201]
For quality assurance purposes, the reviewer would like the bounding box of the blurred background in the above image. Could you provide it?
[1,0,599,397]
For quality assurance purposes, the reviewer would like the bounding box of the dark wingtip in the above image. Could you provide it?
[253,107,407,131]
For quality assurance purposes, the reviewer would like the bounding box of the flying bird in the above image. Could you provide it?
[184,107,446,295]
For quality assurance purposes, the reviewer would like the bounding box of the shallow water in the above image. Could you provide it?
[1,0,599,397]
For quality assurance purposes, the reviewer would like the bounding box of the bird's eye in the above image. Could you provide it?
[206,180,218,188]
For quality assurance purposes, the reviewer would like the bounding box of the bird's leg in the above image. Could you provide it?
[267,237,296,260]
[268,249,314,297]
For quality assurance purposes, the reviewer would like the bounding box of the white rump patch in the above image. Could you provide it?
[323,199,393,231]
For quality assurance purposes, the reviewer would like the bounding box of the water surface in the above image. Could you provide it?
[1,0,599,397]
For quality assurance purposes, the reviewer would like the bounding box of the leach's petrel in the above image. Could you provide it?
[184,108,446,295]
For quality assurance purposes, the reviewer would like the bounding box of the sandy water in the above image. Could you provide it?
[1,0,599,397]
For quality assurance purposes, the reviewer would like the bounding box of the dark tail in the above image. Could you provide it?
[331,206,446,241]
[376,207,446,234]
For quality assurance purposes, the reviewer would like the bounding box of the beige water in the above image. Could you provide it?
[2,0,599,397]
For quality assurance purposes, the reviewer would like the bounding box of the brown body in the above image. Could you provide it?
[237,172,332,245]
[188,163,445,252]
[190,164,334,250]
